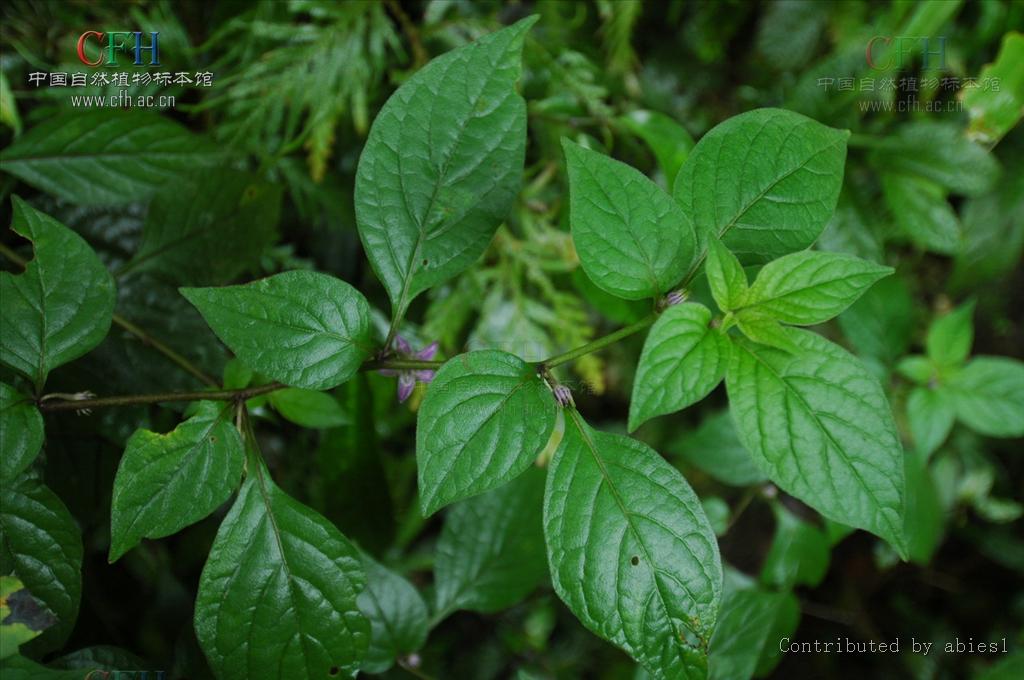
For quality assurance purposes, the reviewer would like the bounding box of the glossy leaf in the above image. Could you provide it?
[434,468,547,616]
[563,138,696,300]
[0,383,43,482]
[0,474,82,654]
[416,350,556,516]
[629,303,728,431]
[740,250,893,325]
[0,111,222,206]
[358,553,428,674]
[704,239,747,312]
[946,357,1024,438]
[354,17,535,318]
[270,388,350,429]
[674,108,848,267]
[181,271,372,391]
[726,329,908,557]
[194,472,369,679]
[109,402,245,562]
[734,312,799,354]
[1,197,115,387]
[544,411,721,679]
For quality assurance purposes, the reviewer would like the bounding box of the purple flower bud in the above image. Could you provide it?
[416,341,439,360]
[394,334,413,355]
[553,384,574,407]
[397,372,416,403]
[413,369,436,383]
[665,290,687,306]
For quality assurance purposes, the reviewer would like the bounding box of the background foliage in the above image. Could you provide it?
[1,1,1022,679]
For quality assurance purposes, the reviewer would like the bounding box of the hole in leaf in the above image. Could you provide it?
[328,667,339,676]
[630,555,639,566]
[422,258,429,266]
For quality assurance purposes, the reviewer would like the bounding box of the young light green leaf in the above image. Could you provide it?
[726,329,908,557]
[669,410,767,487]
[122,169,281,286]
[708,571,799,680]
[0,383,43,483]
[734,312,799,354]
[704,239,747,312]
[417,350,556,516]
[0,111,222,206]
[194,473,369,680]
[760,505,830,589]
[563,138,696,300]
[906,387,955,458]
[434,467,547,616]
[740,250,893,325]
[926,301,975,369]
[617,109,694,186]
[109,402,244,562]
[946,357,1024,438]
[674,108,848,268]
[181,271,372,391]
[1,197,115,388]
[354,17,536,319]
[270,388,350,429]
[880,172,961,254]
[963,33,1024,145]
[896,355,935,385]
[629,303,728,431]
[357,553,428,674]
[0,474,82,654]
[544,411,721,679]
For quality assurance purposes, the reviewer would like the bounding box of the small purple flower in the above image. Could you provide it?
[664,289,688,307]
[553,384,574,408]
[379,335,438,403]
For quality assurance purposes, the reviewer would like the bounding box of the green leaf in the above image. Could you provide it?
[109,402,244,562]
[1,576,55,659]
[674,108,848,267]
[838,274,914,364]
[181,271,372,390]
[617,109,695,186]
[704,239,747,313]
[50,645,146,672]
[434,467,547,616]
[946,357,1024,438]
[194,472,369,679]
[1,197,115,388]
[906,387,956,458]
[760,505,830,589]
[544,411,721,679]
[563,138,696,300]
[701,498,730,537]
[926,301,974,369]
[0,383,43,483]
[669,410,767,487]
[0,655,89,680]
[708,571,799,680]
[0,474,82,654]
[416,350,556,516]
[869,122,1001,197]
[629,303,728,431]
[740,251,893,325]
[726,329,908,557]
[896,355,935,385]
[903,450,944,565]
[880,172,961,254]
[963,32,1024,146]
[734,312,799,354]
[122,169,282,286]
[357,553,428,674]
[270,388,351,429]
[354,17,535,319]
[0,111,222,206]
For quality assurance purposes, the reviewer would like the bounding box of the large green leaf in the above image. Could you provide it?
[0,474,82,654]
[673,108,848,269]
[725,329,908,556]
[357,553,428,674]
[946,357,1024,438]
[121,169,281,286]
[0,383,43,482]
[354,17,535,319]
[563,138,696,300]
[544,411,721,679]
[629,303,728,431]
[417,350,556,516]
[1,197,115,388]
[270,388,350,429]
[194,471,369,679]
[963,32,1024,145]
[109,402,245,562]
[181,271,373,390]
[739,250,892,325]
[0,111,222,206]
[434,467,547,617]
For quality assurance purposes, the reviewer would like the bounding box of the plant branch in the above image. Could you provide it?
[2,241,220,388]
[38,383,286,413]
[541,312,658,370]
[362,358,443,371]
